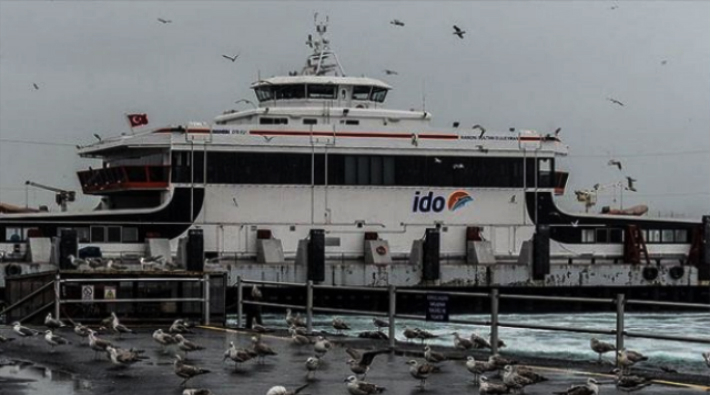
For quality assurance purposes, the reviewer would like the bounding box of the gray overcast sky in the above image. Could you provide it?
[0,1,708,217]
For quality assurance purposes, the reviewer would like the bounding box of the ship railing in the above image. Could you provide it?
[235,277,710,358]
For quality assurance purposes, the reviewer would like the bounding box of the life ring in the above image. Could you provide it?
[669,266,685,280]
[5,264,22,277]
[642,266,659,282]
[376,245,387,256]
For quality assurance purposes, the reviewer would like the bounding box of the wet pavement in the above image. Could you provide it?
[0,325,708,395]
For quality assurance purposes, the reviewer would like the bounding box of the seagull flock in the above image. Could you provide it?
[1,288,707,395]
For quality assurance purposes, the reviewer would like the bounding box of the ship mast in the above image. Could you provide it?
[301,14,346,77]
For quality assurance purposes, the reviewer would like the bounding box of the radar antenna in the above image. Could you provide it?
[301,14,345,76]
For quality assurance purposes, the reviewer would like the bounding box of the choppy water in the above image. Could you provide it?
[247,312,710,375]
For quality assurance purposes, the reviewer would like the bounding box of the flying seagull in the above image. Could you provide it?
[390,19,405,27]
[157,18,172,24]
[626,176,637,192]
[554,127,561,137]
[608,159,622,170]
[222,53,240,62]
[453,25,466,39]
[345,348,389,380]
[33,83,40,90]
[472,124,486,138]
[93,133,102,142]
[607,97,625,106]
[383,69,398,75]
[509,195,517,204]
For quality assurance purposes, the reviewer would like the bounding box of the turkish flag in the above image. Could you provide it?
[127,113,149,127]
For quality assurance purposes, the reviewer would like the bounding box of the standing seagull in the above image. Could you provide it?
[423,345,447,364]
[12,321,39,343]
[470,332,492,349]
[251,284,263,300]
[607,97,625,106]
[170,319,193,334]
[406,359,436,389]
[479,376,510,395]
[313,336,332,357]
[453,332,473,350]
[702,351,710,369]
[612,368,653,393]
[552,378,599,395]
[74,323,91,339]
[590,337,616,363]
[176,334,206,358]
[223,341,254,370]
[88,329,114,360]
[106,346,148,368]
[45,313,68,330]
[403,327,418,343]
[110,312,135,337]
[267,384,310,395]
[345,348,390,380]
[617,349,648,374]
[174,356,211,387]
[251,335,278,363]
[44,330,70,352]
[345,375,386,395]
[372,317,389,331]
[332,317,351,335]
[453,25,466,39]
[222,53,240,62]
[305,356,321,381]
[465,356,497,384]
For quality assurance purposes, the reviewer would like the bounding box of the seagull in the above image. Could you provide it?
[251,317,270,333]
[289,326,311,346]
[660,60,667,65]
[12,321,40,343]
[554,127,562,137]
[503,364,539,393]
[110,312,135,337]
[608,159,622,170]
[313,336,332,357]
[453,332,473,350]
[610,5,619,10]
[553,378,599,395]
[251,335,278,363]
[222,53,240,62]
[0,334,15,344]
[590,338,615,363]
[157,18,172,23]
[607,97,625,106]
[345,375,386,395]
[372,317,389,331]
[44,330,70,352]
[267,384,310,395]
[390,19,405,27]
[32,83,40,90]
[626,176,637,192]
[470,332,492,349]
[509,195,517,204]
[74,323,91,339]
[262,135,275,142]
[659,365,678,374]
[289,324,308,337]
[88,329,114,360]
[223,341,254,369]
[183,390,212,395]
[251,284,263,300]
[305,356,320,380]
[617,349,649,374]
[107,260,128,271]
[489,354,517,370]
[423,345,446,364]
[176,334,206,358]
[402,327,418,342]
[93,133,102,142]
[106,345,148,367]
[174,356,211,387]
[332,317,351,335]
[702,351,710,369]
[45,313,68,330]
[571,220,580,228]
[452,163,465,170]
[612,368,652,392]
[345,348,389,380]
[286,309,306,327]
[170,319,194,334]
[383,69,398,75]
[476,145,489,153]
[479,375,511,395]
[453,25,466,39]
[465,356,497,384]
[414,328,437,343]
[472,124,486,138]
[406,359,436,389]
[153,329,178,352]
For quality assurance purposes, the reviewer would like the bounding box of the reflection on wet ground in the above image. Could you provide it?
[0,359,91,395]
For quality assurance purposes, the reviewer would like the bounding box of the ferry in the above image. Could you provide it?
[0,19,706,295]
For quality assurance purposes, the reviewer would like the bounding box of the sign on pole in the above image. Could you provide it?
[82,285,94,302]
[104,286,116,300]
[426,293,449,322]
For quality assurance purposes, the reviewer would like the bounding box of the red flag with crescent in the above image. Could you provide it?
[127,113,149,127]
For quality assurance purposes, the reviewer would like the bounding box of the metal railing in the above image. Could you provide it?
[235,277,710,356]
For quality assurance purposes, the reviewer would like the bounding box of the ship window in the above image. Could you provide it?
[648,229,661,243]
[345,120,360,125]
[107,226,122,243]
[662,229,675,243]
[76,227,90,243]
[123,227,139,243]
[5,228,23,242]
[254,86,273,102]
[307,84,337,99]
[582,229,595,243]
[609,228,623,243]
[675,229,688,243]
[259,117,288,125]
[273,84,305,100]
[303,118,318,125]
[596,229,609,243]
[370,87,388,103]
[353,86,372,100]
[91,226,106,243]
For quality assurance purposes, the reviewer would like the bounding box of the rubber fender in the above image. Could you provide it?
[642,266,659,281]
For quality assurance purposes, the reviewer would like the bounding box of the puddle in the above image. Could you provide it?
[0,360,91,395]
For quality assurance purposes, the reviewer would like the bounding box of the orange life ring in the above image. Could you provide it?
[376,245,387,256]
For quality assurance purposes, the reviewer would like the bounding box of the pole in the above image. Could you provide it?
[237,276,243,328]
[306,280,314,333]
[491,287,499,355]
[54,272,61,320]
[616,293,625,365]
[203,273,210,325]
[388,285,396,350]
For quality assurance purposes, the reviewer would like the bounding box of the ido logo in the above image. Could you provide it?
[413,190,473,213]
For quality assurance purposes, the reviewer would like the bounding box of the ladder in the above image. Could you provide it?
[624,225,651,265]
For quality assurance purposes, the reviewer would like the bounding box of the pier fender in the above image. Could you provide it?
[642,266,659,282]
[669,266,685,280]
[5,264,22,277]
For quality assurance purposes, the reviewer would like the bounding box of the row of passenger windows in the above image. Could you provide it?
[172,151,553,188]
[2,226,139,243]
[254,84,388,103]
[581,228,689,244]
[258,117,360,126]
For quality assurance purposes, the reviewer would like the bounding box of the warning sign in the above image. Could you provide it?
[82,285,94,302]
[104,286,116,300]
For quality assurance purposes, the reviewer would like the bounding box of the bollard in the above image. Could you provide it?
[388,285,396,350]
[306,280,314,333]
[237,276,243,328]
[203,274,210,326]
[615,293,625,365]
[490,288,499,355]
[54,273,61,320]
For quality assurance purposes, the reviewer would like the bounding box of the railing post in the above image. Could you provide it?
[236,276,243,328]
[54,272,61,320]
[306,280,314,333]
[388,284,396,350]
[203,273,210,326]
[490,287,499,355]
[615,293,625,365]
